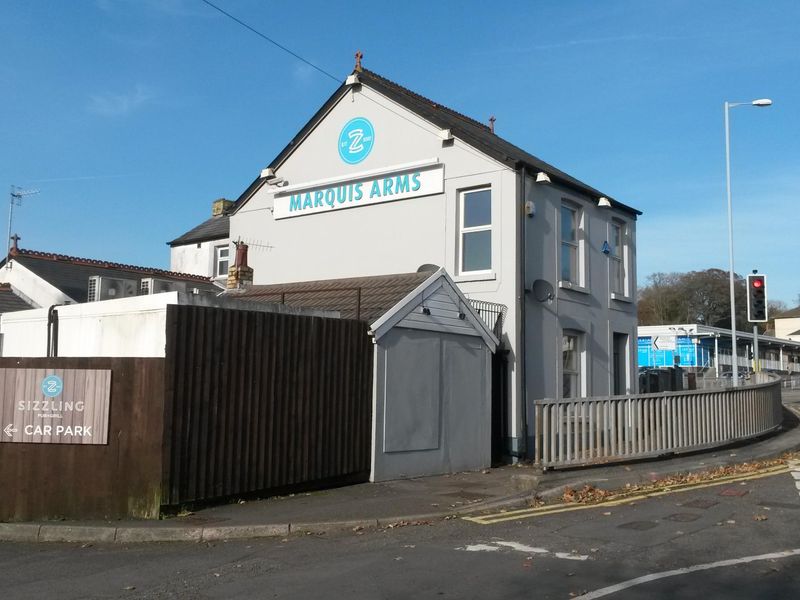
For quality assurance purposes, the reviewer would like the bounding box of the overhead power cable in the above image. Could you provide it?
[199,0,340,84]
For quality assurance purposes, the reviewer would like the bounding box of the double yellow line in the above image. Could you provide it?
[465,464,790,525]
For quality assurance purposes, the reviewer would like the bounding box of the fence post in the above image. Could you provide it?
[534,402,543,466]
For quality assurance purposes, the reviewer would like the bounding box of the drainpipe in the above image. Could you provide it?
[517,164,528,459]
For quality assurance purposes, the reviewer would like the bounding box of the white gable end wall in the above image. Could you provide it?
[230,84,514,286]
[0,261,74,307]
[231,83,523,448]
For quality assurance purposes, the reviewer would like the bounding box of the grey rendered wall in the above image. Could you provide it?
[371,328,491,482]
[523,172,639,445]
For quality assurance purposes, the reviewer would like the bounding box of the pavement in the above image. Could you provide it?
[4,389,800,545]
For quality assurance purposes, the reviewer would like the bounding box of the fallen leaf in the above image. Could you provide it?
[754,515,768,521]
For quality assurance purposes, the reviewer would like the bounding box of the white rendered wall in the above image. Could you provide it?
[170,239,230,283]
[776,317,800,342]
[0,292,177,357]
[0,261,73,307]
[231,84,524,448]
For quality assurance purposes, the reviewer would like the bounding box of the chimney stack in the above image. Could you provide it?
[227,240,253,289]
[212,198,234,217]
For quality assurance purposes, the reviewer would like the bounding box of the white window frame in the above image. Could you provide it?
[561,330,585,399]
[458,187,492,275]
[559,201,586,290]
[609,219,628,298]
[215,244,230,278]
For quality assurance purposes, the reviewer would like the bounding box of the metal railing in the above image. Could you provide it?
[468,299,507,339]
[534,373,783,469]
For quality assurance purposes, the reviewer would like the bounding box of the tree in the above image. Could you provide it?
[638,269,748,329]
[768,300,789,317]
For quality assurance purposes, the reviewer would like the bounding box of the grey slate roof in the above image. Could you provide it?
[0,284,34,313]
[229,271,433,323]
[168,214,229,247]
[7,249,220,303]
[231,68,642,217]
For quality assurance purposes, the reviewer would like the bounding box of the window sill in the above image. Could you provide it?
[611,293,633,303]
[558,280,589,294]
[454,271,496,283]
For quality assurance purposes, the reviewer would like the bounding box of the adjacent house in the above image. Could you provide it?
[774,306,800,343]
[168,198,233,283]
[0,240,221,309]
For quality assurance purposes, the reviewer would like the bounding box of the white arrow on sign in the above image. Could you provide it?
[652,336,676,351]
[3,424,18,437]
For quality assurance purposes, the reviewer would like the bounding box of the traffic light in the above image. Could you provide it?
[746,274,767,322]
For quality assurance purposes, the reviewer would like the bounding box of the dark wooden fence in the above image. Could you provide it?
[0,305,374,521]
[161,305,374,507]
[0,357,165,521]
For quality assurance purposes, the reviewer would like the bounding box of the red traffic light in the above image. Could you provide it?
[752,278,764,289]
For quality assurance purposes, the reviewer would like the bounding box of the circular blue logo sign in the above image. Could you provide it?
[338,117,375,164]
[41,375,63,398]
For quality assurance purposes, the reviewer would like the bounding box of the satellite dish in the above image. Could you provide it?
[531,279,554,302]
[417,264,440,273]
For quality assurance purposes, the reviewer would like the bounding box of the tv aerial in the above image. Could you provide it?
[6,185,40,267]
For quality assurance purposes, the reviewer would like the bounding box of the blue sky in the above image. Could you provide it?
[1,0,798,303]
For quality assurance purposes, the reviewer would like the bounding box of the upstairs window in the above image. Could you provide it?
[610,221,626,296]
[215,245,230,277]
[460,188,492,273]
[560,203,580,284]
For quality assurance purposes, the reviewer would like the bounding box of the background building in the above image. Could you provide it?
[774,307,800,343]
[638,323,800,375]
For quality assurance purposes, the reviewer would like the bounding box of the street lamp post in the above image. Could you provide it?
[723,98,772,387]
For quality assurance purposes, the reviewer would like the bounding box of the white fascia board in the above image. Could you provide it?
[361,85,512,172]
[231,87,352,216]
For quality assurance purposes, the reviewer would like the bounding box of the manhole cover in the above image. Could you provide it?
[665,513,701,522]
[618,521,658,531]
[719,488,749,497]
[682,498,719,510]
